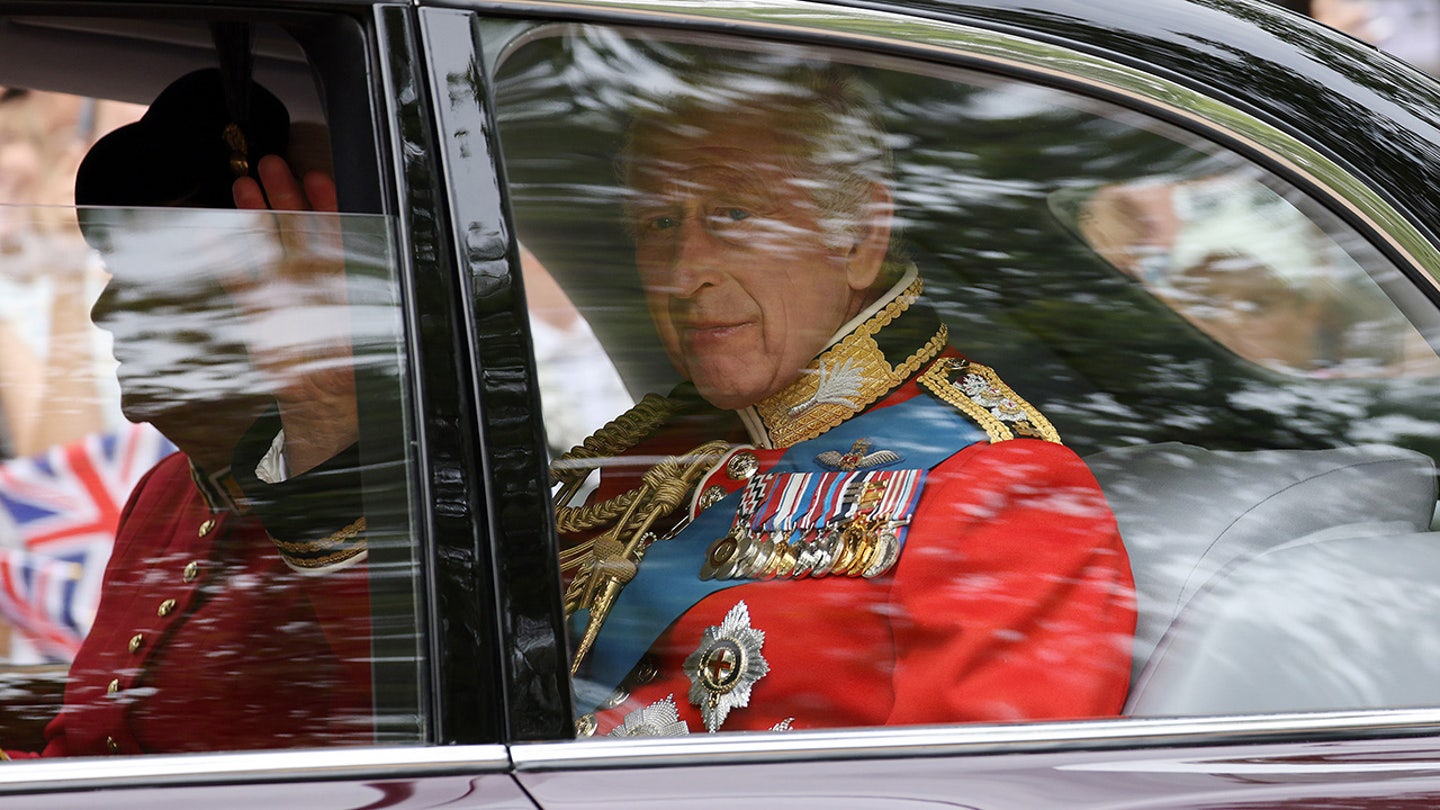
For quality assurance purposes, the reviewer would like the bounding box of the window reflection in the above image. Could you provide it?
[24,206,421,755]
[1057,174,1440,378]
[0,190,420,756]
[500,34,1137,737]
[521,243,633,460]
[493,22,1440,730]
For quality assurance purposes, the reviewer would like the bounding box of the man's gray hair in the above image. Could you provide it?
[619,59,898,251]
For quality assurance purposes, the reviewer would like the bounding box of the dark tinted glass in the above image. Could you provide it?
[490,22,1440,735]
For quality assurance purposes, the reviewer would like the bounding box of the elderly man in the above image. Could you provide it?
[555,64,1136,737]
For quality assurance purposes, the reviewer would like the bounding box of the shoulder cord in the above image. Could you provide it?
[552,393,682,534]
[563,437,732,674]
[550,396,734,672]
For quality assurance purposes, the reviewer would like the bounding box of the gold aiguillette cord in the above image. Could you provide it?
[560,440,731,676]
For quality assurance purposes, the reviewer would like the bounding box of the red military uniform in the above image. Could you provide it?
[565,271,1136,736]
[7,444,371,757]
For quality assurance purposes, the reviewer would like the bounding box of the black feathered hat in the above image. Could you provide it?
[75,68,288,209]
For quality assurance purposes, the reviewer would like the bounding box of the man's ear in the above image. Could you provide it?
[844,181,894,292]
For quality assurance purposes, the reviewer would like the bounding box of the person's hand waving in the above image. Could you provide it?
[230,154,357,476]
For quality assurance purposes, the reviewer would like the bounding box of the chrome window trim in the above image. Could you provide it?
[461,0,1440,294]
[0,744,510,794]
[512,710,1440,770]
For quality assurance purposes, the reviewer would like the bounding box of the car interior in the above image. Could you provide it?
[0,13,384,213]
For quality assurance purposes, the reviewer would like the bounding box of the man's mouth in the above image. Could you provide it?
[681,320,752,347]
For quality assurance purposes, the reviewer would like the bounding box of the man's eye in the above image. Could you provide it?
[647,215,679,231]
[719,208,750,222]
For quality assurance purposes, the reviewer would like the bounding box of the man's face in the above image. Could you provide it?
[627,107,880,410]
[86,215,261,426]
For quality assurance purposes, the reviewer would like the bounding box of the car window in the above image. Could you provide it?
[487,21,1440,737]
[0,14,425,756]
[1052,174,1440,379]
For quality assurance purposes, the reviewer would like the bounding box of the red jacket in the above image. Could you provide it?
[10,452,372,757]
[582,359,1136,735]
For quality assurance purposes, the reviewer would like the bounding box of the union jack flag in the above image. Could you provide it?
[0,423,176,660]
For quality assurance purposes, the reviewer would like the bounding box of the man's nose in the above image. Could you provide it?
[664,216,724,297]
[90,274,120,330]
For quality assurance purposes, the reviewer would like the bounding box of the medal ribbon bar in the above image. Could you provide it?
[700,468,927,581]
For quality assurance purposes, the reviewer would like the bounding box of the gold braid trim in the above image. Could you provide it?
[552,391,723,569]
[552,393,689,541]
[547,382,737,677]
[754,277,946,447]
[551,393,681,486]
[918,357,1062,444]
[283,540,369,570]
[898,323,949,380]
[270,517,368,570]
[270,516,367,553]
[562,439,733,675]
[556,491,640,535]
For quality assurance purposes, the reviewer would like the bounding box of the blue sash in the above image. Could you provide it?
[572,393,986,709]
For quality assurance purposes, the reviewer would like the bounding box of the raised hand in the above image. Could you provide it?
[230,155,357,476]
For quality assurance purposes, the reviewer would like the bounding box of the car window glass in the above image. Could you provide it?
[489,21,1440,737]
[1050,173,1440,379]
[0,15,424,756]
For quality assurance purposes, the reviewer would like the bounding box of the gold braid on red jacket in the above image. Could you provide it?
[552,394,731,674]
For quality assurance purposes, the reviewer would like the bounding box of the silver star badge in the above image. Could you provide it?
[682,600,770,732]
[607,695,690,737]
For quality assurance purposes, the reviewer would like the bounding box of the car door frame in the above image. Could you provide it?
[427,0,1440,783]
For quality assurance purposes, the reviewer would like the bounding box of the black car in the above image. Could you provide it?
[3,0,1440,806]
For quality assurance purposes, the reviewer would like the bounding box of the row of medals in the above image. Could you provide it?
[699,513,903,581]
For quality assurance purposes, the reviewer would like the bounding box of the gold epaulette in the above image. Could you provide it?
[917,357,1062,444]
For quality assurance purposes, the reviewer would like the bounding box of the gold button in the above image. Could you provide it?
[726,451,759,481]
[633,657,660,686]
[157,598,176,617]
[106,736,118,754]
[575,713,597,737]
[128,634,144,654]
[698,485,728,512]
[198,518,216,538]
[106,678,119,695]
[183,561,200,583]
